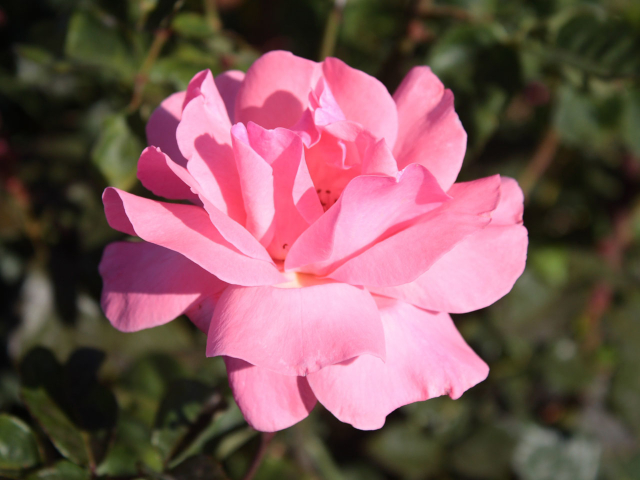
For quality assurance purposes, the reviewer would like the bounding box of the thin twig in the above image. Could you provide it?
[127,1,185,112]
[241,432,275,480]
[203,0,222,32]
[319,0,346,60]
[518,128,560,202]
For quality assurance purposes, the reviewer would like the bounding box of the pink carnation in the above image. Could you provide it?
[99,51,528,431]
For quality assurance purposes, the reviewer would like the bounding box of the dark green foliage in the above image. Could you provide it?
[1,0,640,479]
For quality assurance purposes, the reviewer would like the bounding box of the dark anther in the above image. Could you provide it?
[325,190,331,194]
[283,243,288,249]
[316,188,321,194]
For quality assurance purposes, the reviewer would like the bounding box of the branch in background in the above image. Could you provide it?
[127,0,185,113]
[319,0,347,61]
[518,128,560,202]
[241,432,276,480]
[204,0,222,33]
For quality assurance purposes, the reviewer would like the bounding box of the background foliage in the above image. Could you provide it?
[1,0,640,478]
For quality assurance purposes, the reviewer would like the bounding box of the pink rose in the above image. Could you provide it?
[100,51,528,431]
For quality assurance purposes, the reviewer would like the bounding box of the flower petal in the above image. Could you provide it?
[225,357,316,432]
[285,164,450,276]
[322,57,398,149]
[326,175,501,286]
[207,282,385,376]
[137,146,200,202]
[370,177,528,312]
[99,241,226,332]
[231,123,323,259]
[215,70,245,123]
[146,91,188,167]
[177,81,246,224]
[235,50,321,129]
[393,67,467,191]
[102,187,283,286]
[307,297,489,430]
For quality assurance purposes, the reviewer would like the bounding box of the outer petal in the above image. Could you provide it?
[322,57,398,149]
[393,66,467,191]
[215,70,245,123]
[285,164,450,276]
[207,283,385,376]
[370,177,528,312]
[235,51,321,129]
[102,188,283,286]
[99,241,226,332]
[307,297,489,430]
[326,175,502,286]
[146,91,188,167]
[137,146,200,202]
[225,357,316,432]
[177,78,246,224]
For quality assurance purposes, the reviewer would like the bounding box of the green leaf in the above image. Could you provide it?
[65,11,136,80]
[152,380,220,462]
[92,114,144,190]
[96,413,163,477]
[622,89,640,156]
[550,10,640,79]
[169,455,228,480]
[513,425,601,480]
[0,414,41,470]
[367,423,443,479]
[21,388,90,466]
[26,460,90,480]
[450,426,514,479]
[172,13,216,38]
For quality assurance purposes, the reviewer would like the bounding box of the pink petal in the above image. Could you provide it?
[285,164,450,276]
[215,70,245,123]
[327,175,501,286]
[137,146,200,202]
[207,282,385,376]
[99,241,227,332]
[235,51,321,129]
[231,123,323,259]
[307,297,489,430]
[225,357,316,432]
[102,187,283,286]
[393,67,467,191]
[322,57,398,149]
[229,123,276,245]
[177,84,246,224]
[146,91,188,168]
[370,177,528,312]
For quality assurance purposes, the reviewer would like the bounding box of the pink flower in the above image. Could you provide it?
[100,51,528,431]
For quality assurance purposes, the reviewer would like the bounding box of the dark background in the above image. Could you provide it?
[1,0,640,479]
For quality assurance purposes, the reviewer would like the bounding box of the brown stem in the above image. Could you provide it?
[127,0,185,112]
[518,128,560,202]
[319,0,346,60]
[204,0,222,32]
[241,432,275,480]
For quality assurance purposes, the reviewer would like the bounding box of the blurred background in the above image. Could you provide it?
[1,0,640,479]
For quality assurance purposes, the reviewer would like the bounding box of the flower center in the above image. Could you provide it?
[274,271,333,289]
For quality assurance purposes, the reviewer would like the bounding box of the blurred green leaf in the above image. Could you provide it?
[65,11,137,80]
[26,460,90,480]
[451,426,514,479]
[169,454,228,479]
[367,423,443,479]
[21,388,89,466]
[548,9,640,79]
[172,13,216,38]
[0,414,41,470]
[91,113,144,190]
[513,425,601,480]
